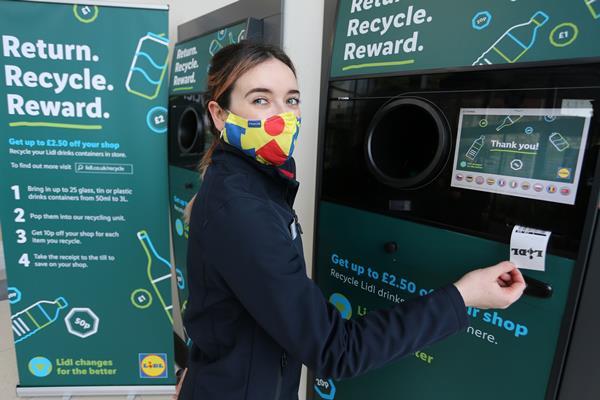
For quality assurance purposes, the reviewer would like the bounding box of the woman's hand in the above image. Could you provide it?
[173,368,187,400]
[453,261,526,309]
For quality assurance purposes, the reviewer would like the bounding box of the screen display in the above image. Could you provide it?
[451,108,593,204]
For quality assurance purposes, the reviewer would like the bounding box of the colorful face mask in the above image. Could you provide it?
[220,111,301,166]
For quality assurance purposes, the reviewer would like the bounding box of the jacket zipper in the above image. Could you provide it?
[292,210,303,235]
[274,352,287,400]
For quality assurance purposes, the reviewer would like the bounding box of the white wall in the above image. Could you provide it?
[283,0,324,282]
[108,0,239,47]
[282,2,324,397]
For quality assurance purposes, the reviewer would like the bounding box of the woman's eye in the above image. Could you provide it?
[287,97,300,105]
[253,98,268,105]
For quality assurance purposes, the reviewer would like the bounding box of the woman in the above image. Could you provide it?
[179,41,525,400]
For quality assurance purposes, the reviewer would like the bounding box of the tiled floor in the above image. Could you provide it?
[0,300,172,400]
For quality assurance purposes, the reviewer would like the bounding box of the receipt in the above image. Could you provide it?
[510,225,552,271]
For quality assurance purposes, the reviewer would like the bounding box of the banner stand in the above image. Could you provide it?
[17,385,175,398]
[22,0,168,11]
[1,0,176,396]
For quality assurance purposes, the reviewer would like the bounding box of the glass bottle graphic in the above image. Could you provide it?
[496,115,523,131]
[11,297,68,344]
[473,11,549,66]
[126,32,169,100]
[465,135,485,160]
[137,230,174,324]
[585,0,600,19]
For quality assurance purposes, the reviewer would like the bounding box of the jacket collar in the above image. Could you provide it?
[211,141,300,207]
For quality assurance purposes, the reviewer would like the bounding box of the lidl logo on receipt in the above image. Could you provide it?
[510,225,551,271]
[139,353,167,378]
[511,247,544,260]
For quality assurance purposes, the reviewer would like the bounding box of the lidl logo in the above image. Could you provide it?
[139,353,168,378]
[557,167,571,179]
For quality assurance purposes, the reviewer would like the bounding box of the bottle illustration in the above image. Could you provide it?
[237,29,246,43]
[585,0,600,19]
[465,135,485,160]
[137,230,174,324]
[126,32,170,100]
[209,39,224,56]
[11,297,68,344]
[473,11,550,66]
[549,132,570,152]
[496,115,523,131]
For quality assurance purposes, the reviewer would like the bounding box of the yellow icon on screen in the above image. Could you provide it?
[557,168,571,179]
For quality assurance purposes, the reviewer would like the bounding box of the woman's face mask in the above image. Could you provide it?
[220,110,301,166]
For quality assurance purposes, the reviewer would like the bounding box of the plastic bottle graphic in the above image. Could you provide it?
[496,115,523,131]
[137,230,174,324]
[11,297,68,344]
[465,135,485,160]
[126,33,169,100]
[473,11,550,66]
[585,0,600,19]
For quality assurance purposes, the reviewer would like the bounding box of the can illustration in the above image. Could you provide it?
[549,132,570,151]
[126,32,170,100]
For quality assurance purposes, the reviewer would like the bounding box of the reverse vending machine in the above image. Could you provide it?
[309,1,600,399]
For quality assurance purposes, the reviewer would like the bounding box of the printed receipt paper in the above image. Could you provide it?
[510,225,552,271]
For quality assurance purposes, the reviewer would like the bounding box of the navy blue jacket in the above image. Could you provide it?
[181,142,469,400]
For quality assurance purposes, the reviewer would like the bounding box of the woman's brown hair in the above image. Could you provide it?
[183,41,297,223]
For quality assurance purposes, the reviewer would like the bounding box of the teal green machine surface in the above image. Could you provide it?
[309,1,600,399]
[0,0,176,396]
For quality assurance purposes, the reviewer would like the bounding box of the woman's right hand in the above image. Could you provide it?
[453,261,526,309]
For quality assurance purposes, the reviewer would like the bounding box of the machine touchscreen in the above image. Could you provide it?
[451,108,593,205]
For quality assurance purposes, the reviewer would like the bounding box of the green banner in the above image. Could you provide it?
[310,201,574,399]
[169,21,248,95]
[0,0,175,391]
[331,0,600,78]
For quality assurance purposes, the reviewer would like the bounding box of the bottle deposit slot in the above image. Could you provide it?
[177,106,204,154]
[366,97,450,189]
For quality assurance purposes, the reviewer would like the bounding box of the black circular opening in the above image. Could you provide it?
[366,97,450,189]
[177,107,204,153]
